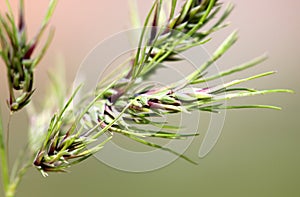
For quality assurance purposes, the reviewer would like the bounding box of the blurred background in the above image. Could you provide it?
[0,0,299,196]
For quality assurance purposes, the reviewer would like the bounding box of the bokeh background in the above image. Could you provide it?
[0,0,299,196]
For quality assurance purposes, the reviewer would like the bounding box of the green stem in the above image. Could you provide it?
[0,108,10,196]
[5,185,16,197]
